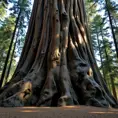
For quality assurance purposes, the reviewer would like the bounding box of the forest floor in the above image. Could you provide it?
[0,105,118,118]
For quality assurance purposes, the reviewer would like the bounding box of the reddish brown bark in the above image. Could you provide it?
[0,0,117,108]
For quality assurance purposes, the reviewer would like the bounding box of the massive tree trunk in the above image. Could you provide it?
[0,0,118,107]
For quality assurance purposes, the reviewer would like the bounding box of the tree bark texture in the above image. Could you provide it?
[0,0,118,108]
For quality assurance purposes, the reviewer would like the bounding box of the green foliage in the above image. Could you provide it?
[0,16,15,74]
[0,0,8,24]
[11,0,32,55]
[0,0,32,83]
[85,0,118,98]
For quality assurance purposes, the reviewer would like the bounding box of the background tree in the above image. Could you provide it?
[86,0,118,100]
[0,16,15,76]
[0,0,32,87]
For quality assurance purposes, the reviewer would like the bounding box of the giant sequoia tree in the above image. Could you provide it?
[0,0,118,107]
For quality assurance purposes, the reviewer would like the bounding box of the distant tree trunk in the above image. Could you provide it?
[105,0,118,58]
[104,46,117,101]
[0,0,117,108]
[100,27,110,89]
[0,10,21,88]
[5,28,20,84]
[96,29,106,81]
[101,28,117,100]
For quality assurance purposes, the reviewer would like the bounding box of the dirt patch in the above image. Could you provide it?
[0,106,118,118]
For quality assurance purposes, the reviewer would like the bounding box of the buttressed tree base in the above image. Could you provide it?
[0,0,118,107]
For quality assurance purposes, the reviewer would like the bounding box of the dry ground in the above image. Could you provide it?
[0,106,118,118]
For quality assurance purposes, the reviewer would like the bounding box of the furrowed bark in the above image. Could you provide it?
[0,0,117,108]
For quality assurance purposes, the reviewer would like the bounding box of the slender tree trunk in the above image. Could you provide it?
[0,0,117,108]
[104,48,117,100]
[101,28,117,100]
[105,0,118,58]
[96,29,106,81]
[0,10,21,88]
[5,28,20,84]
[100,28,110,88]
